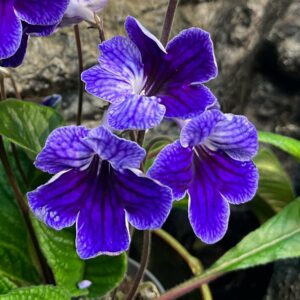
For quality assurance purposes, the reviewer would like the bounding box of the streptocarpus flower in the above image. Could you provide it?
[82,16,217,130]
[59,0,108,27]
[0,0,70,62]
[28,126,172,259]
[148,109,258,243]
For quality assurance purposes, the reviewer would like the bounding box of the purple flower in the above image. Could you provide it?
[82,16,218,130]
[0,0,69,67]
[148,109,258,243]
[60,0,108,27]
[28,126,172,259]
[42,94,62,108]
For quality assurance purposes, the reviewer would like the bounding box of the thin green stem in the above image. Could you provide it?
[145,136,174,154]
[154,230,213,300]
[147,145,166,160]
[160,0,179,46]
[125,230,152,300]
[74,24,84,126]
[137,130,146,147]
[157,271,221,300]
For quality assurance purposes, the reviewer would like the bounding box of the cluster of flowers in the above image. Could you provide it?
[0,2,258,259]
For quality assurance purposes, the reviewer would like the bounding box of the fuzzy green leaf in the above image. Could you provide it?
[32,220,127,298]
[84,254,127,299]
[0,162,40,284]
[208,198,300,274]
[0,99,63,158]
[0,277,16,295]
[0,285,71,300]
[259,131,300,161]
[251,148,295,220]
[31,220,84,295]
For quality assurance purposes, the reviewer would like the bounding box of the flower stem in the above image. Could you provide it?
[9,76,21,99]
[94,13,106,42]
[160,0,179,46]
[154,230,213,300]
[145,136,174,154]
[157,271,221,300]
[74,24,84,126]
[125,230,152,300]
[0,78,6,99]
[0,136,54,284]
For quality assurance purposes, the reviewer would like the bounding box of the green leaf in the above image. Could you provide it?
[259,131,300,161]
[0,285,71,300]
[32,219,127,298]
[252,148,295,217]
[0,99,63,158]
[207,198,300,274]
[31,220,84,295]
[0,162,40,284]
[0,277,16,295]
[84,254,127,299]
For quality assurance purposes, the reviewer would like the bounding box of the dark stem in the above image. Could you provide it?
[10,76,21,99]
[129,131,137,142]
[136,130,146,147]
[125,231,152,300]
[74,24,84,126]
[0,136,54,284]
[0,78,6,99]
[156,272,221,300]
[94,13,106,42]
[160,0,179,46]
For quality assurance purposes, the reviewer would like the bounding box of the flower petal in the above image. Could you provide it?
[14,0,69,25]
[209,114,258,161]
[84,126,145,171]
[82,36,144,103]
[0,1,22,60]
[194,147,258,205]
[125,16,166,80]
[166,28,218,84]
[82,65,130,104]
[180,109,224,147]
[28,169,84,230]
[107,95,166,130]
[35,126,93,174]
[188,146,258,243]
[61,0,107,25]
[76,161,130,259]
[188,160,230,243]
[114,169,172,229]
[0,31,28,68]
[158,83,217,119]
[26,23,58,37]
[99,36,144,82]
[148,141,193,200]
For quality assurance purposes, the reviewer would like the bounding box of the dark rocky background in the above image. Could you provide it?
[7,0,300,299]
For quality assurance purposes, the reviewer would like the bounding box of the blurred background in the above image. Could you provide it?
[8,0,300,299]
